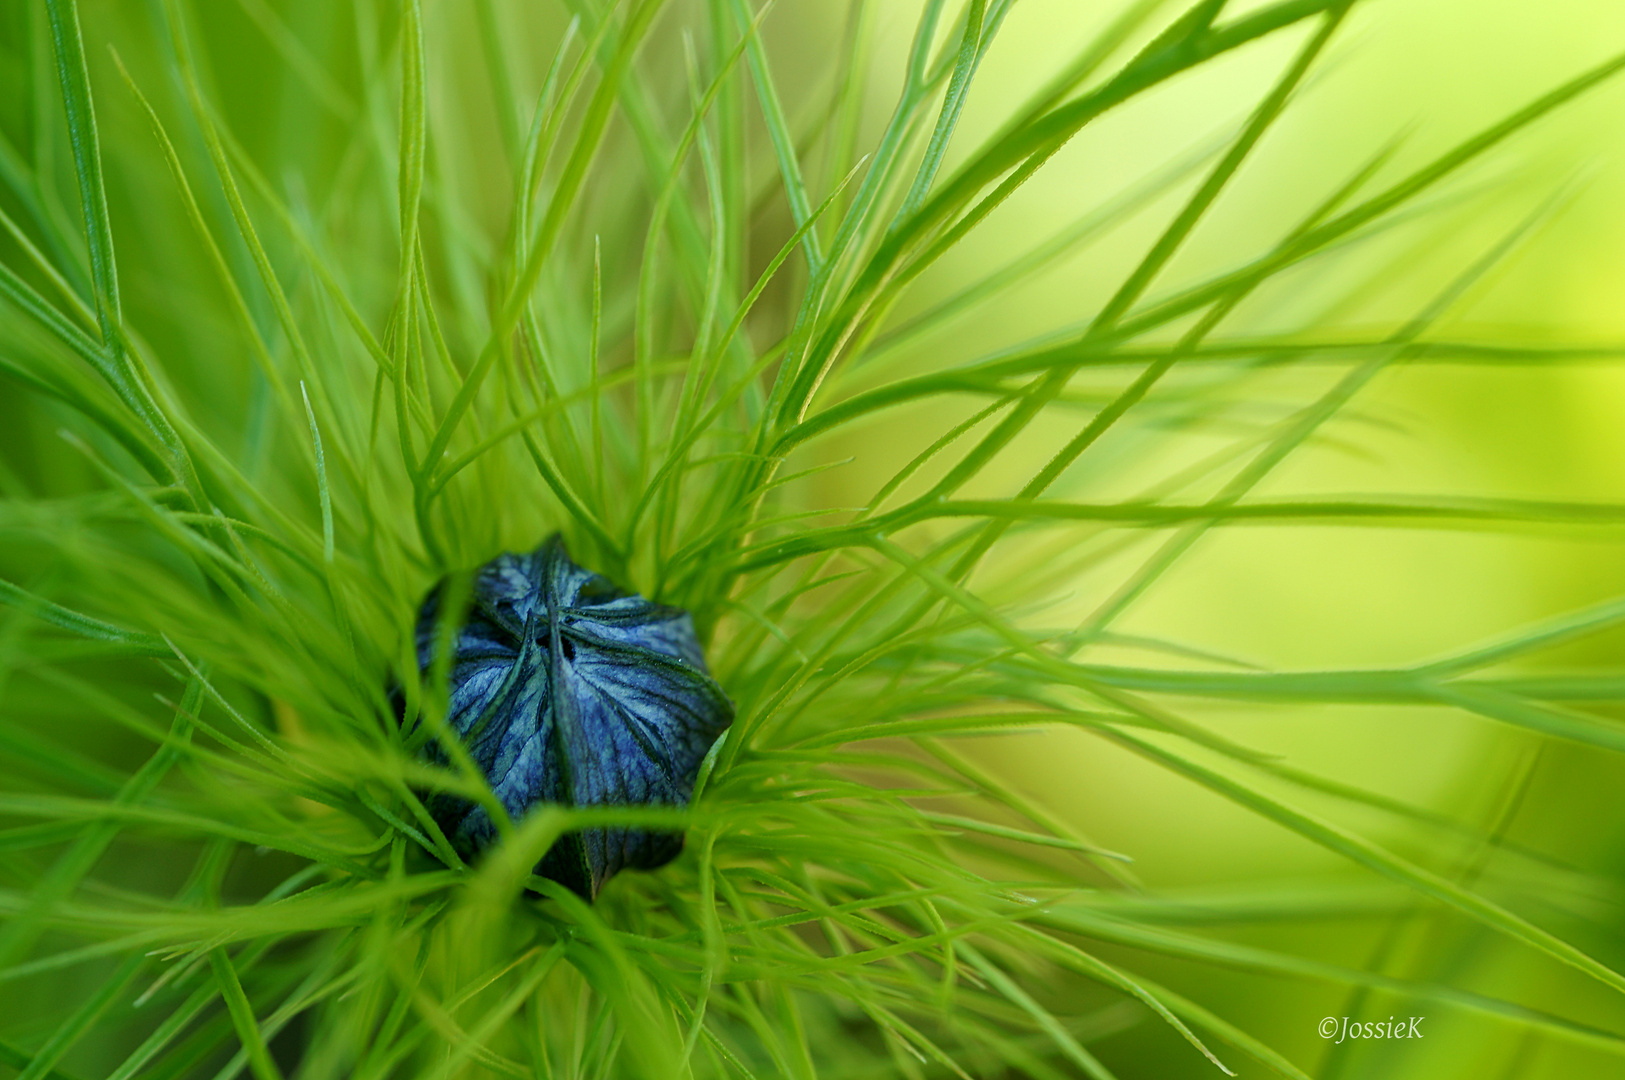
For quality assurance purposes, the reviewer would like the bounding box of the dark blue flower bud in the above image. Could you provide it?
[412,535,732,899]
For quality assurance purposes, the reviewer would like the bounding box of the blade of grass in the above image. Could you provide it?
[1101,726,1625,998]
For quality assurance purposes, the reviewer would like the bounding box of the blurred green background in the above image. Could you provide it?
[831,1,1625,1075]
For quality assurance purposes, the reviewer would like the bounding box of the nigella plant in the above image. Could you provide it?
[409,535,733,899]
[10,1,1625,1077]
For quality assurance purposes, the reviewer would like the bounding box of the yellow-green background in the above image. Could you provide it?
[823,1,1625,1075]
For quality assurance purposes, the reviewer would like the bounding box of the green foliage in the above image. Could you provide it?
[1,1,1624,1077]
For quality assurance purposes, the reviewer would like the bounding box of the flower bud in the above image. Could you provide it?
[412,535,732,899]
